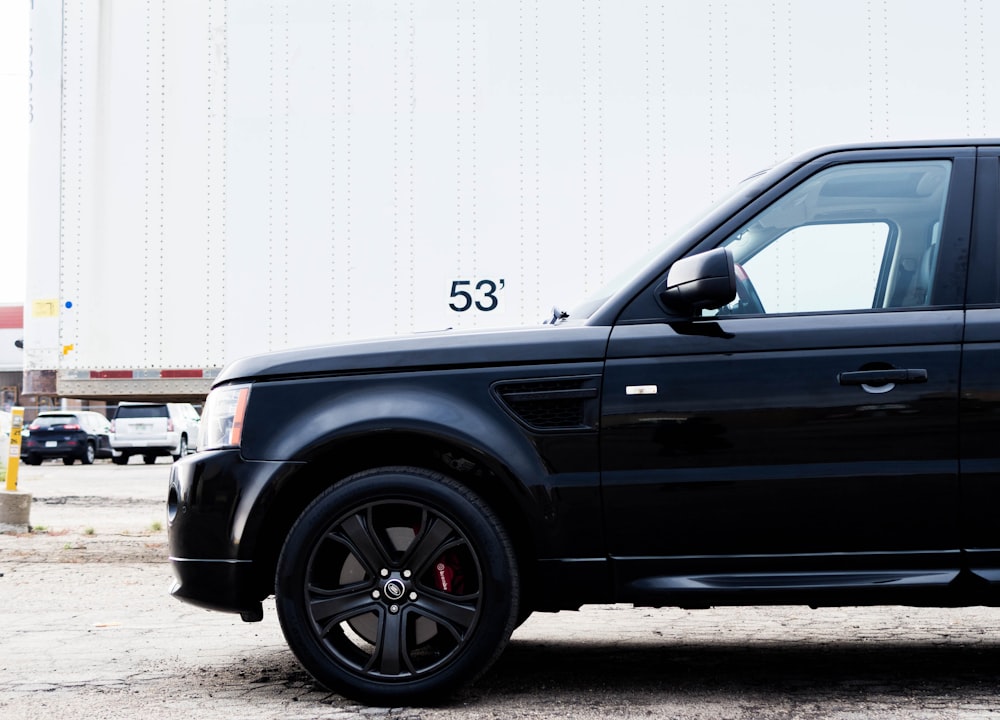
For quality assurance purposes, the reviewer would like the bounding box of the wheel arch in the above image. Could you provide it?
[246,428,545,609]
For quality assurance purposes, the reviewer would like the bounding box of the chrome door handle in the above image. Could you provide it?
[837,369,928,386]
[838,368,927,394]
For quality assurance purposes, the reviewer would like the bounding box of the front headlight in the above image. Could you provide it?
[199,383,251,450]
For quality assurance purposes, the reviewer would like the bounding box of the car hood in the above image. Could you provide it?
[214,324,612,385]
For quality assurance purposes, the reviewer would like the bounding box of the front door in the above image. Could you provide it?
[601,151,974,602]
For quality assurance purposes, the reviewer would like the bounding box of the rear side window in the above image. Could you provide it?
[115,405,169,420]
[87,414,111,432]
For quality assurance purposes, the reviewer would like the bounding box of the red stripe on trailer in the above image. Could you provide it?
[0,305,23,329]
[161,369,204,378]
[90,370,133,379]
[81,369,210,379]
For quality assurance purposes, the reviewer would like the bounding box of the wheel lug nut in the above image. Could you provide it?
[389,604,399,614]
[380,568,389,577]
[372,590,380,599]
[409,592,417,601]
[403,569,412,578]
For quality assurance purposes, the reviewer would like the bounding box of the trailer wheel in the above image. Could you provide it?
[275,466,519,705]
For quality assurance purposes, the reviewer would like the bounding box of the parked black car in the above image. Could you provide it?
[21,411,116,465]
[169,139,1000,704]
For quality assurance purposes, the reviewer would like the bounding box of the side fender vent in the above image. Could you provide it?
[493,376,601,431]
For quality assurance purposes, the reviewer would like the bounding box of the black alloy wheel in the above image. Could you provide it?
[275,467,519,705]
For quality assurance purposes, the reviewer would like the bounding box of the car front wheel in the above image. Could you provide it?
[275,466,519,705]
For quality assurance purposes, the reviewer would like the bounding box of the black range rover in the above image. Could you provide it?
[169,139,1000,704]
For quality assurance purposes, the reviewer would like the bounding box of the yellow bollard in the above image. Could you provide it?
[6,407,24,492]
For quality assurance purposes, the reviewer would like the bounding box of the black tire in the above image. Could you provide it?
[25,454,42,466]
[82,442,95,465]
[112,454,129,465]
[62,457,75,466]
[275,466,519,705]
[143,455,157,465]
[172,435,188,462]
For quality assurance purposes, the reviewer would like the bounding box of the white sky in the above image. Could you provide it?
[0,1,29,305]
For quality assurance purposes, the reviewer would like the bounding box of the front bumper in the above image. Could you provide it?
[169,558,262,619]
[167,448,292,617]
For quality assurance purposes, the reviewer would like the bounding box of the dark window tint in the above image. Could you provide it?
[115,405,169,420]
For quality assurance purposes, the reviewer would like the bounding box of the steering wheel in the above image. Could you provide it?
[733,262,765,314]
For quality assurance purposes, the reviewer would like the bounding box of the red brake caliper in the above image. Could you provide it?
[432,550,465,594]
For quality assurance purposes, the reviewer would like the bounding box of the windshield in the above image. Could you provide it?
[565,170,773,321]
[566,236,683,321]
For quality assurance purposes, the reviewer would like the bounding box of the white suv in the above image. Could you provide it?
[110,402,200,464]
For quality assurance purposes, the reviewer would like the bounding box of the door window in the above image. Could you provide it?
[714,160,951,316]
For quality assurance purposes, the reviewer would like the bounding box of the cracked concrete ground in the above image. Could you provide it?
[3,462,1000,719]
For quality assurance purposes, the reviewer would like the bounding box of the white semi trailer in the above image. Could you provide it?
[24,0,1000,400]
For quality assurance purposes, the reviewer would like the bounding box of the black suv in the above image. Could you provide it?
[21,411,115,465]
[169,140,1000,704]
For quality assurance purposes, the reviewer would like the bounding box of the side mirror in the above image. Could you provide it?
[660,248,737,313]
